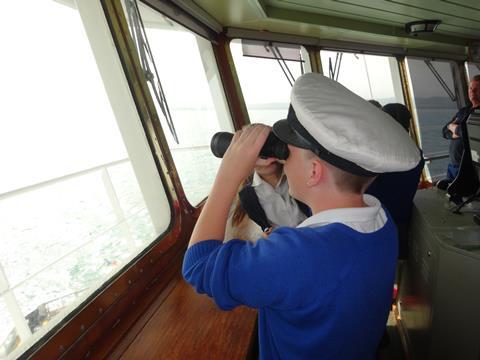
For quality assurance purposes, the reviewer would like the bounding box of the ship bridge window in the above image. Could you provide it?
[320,50,404,105]
[405,58,460,180]
[230,39,311,126]
[124,2,233,206]
[466,62,480,80]
[0,0,170,357]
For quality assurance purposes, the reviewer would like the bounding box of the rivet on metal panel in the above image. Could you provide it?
[80,324,85,332]
[98,307,103,314]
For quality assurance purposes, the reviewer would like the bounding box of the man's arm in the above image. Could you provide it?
[443,107,472,139]
[188,125,271,247]
[447,122,460,138]
[442,114,459,139]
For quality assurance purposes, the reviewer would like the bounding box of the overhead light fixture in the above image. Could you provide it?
[405,20,441,35]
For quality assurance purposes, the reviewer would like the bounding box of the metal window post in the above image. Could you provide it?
[0,264,32,343]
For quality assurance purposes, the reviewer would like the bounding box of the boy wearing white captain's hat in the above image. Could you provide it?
[183,73,420,359]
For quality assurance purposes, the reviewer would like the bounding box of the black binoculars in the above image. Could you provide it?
[210,131,289,160]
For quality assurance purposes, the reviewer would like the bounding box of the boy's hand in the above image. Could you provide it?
[218,124,271,184]
[188,124,270,247]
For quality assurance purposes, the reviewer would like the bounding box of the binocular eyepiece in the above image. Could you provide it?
[210,131,289,160]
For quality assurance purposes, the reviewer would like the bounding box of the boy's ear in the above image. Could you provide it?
[307,158,324,187]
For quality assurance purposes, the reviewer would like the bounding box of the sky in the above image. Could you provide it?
[0,0,127,195]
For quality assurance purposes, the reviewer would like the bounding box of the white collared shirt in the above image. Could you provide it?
[252,171,307,229]
[297,194,387,233]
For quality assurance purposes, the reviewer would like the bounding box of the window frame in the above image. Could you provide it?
[403,56,467,181]
[23,0,223,358]
[318,48,406,106]
[132,7,235,206]
[229,38,312,127]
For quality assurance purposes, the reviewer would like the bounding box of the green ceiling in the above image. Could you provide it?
[193,0,480,56]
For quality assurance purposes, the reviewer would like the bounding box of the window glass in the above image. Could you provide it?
[466,62,480,80]
[0,0,170,357]
[132,3,233,205]
[230,39,311,126]
[320,51,404,105]
[406,58,459,180]
[0,298,15,358]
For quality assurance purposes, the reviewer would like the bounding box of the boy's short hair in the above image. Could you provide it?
[305,150,375,194]
[326,162,376,194]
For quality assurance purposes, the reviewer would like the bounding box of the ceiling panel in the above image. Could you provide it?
[268,0,480,38]
[192,0,477,56]
[441,0,480,11]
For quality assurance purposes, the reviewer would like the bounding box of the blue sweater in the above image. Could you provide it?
[183,219,397,359]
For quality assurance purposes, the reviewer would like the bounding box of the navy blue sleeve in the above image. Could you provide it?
[456,128,463,139]
[366,150,423,224]
[444,107,472,139]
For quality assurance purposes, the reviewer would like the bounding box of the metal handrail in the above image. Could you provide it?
[0,144,212,293]
[0,157,142,350]
[0,158,150,296]
[424,152,449,162]
[0,158,129,201]
[0,205,147,297]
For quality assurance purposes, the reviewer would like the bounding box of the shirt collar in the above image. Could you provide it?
[252,171,286,189]
[297,194,383,229]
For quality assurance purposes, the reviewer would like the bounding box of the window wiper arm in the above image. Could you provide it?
[424,60,457,102]
[328,52,343,81]
[126,0,179,144]
[265,43,295,87]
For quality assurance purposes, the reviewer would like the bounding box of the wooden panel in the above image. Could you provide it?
[63,247,185,360]
[113,279,258,360]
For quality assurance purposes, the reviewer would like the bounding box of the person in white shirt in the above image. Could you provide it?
[224,156,308,242]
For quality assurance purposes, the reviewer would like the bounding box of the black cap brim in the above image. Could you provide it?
[272,119,314,151]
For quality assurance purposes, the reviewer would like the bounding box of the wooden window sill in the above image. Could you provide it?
[107,277,258,359]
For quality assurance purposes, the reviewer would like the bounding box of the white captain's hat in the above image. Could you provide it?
[273,73,420,176]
